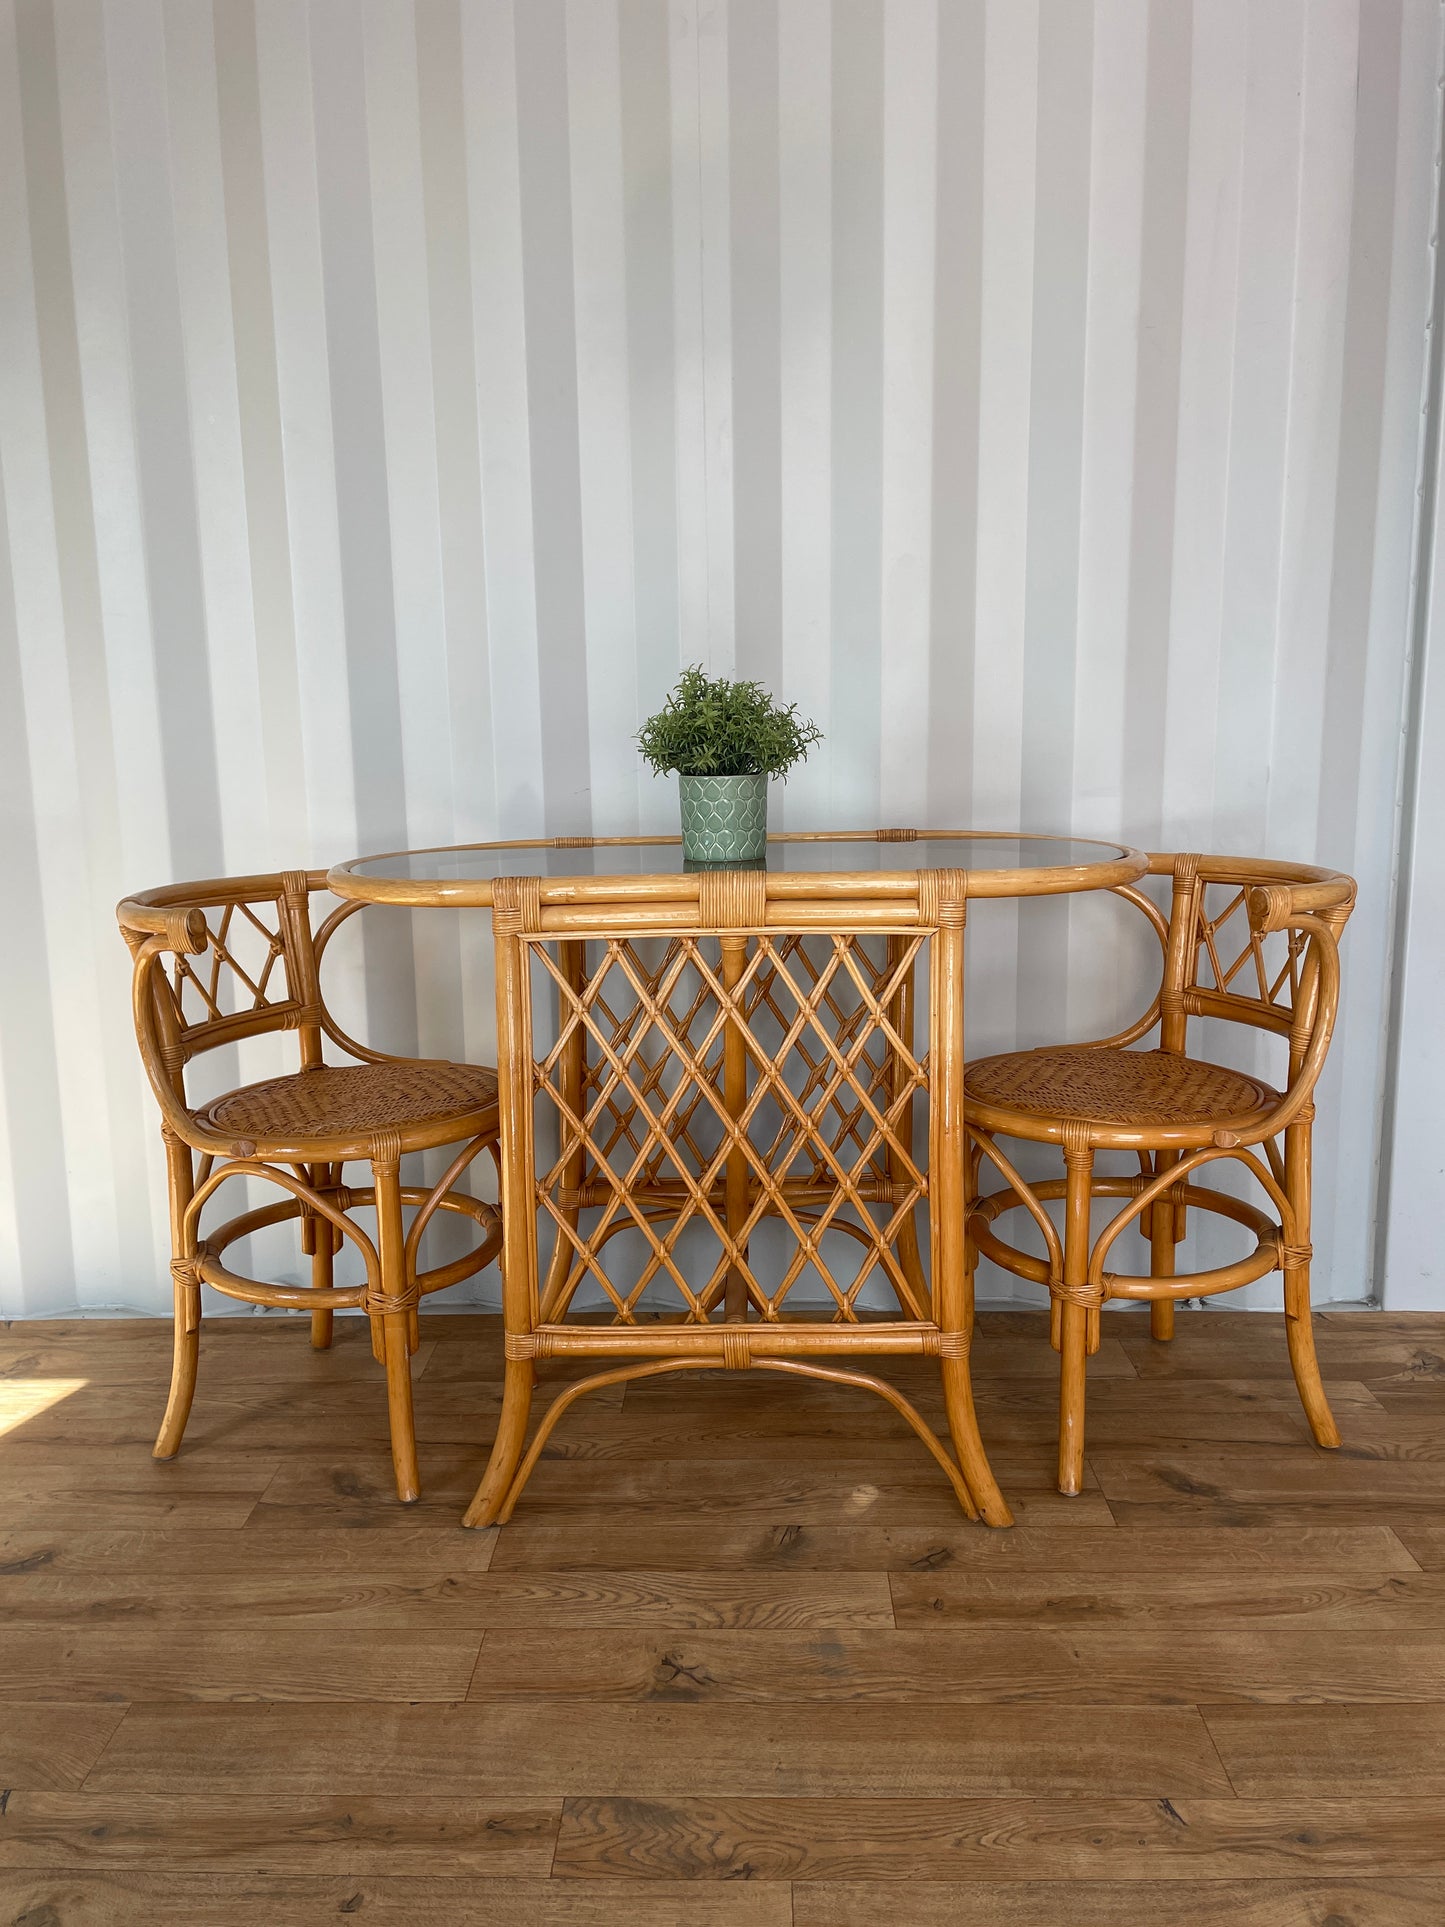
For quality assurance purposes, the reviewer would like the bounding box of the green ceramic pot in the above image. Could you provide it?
[677,772,769,866]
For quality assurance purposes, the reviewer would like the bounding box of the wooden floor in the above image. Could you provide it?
[0,1308,1441,1924]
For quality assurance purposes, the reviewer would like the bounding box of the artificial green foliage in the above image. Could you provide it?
[637,665,823,779]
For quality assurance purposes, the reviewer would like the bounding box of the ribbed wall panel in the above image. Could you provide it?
[0,0,1438,1313]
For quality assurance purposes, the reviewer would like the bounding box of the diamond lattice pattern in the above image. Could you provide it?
[1192,884,1306,1018]
[166,899,293,1035]
[530,932,929,1326]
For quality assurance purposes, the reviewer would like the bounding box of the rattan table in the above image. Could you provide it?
[329,831,1147,1529]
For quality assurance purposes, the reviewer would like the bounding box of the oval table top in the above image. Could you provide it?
[328,831,1148,911]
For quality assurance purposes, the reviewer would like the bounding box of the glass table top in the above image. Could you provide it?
[340,833,1132,884]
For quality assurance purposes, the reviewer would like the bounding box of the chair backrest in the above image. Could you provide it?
[1154,852,1354,1115]
[116,871,376,1138]
[1089,853,1353,1119]
[118,870,322,1056]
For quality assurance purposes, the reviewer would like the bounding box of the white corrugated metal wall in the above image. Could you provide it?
[0,0,1439,1315]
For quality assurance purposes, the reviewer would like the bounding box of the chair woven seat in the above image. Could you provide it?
[965,1046,1277,1129]
[200,1060,498,1142]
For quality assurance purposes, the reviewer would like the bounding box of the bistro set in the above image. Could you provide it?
[116,831,1354,1528]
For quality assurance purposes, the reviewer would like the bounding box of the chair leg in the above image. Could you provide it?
[1150,1153,1178,1342]
[1056,1138,1095,1497]
[463,1358,535,1528]
[961,1244,977,1348]
[382,1312,421,1502]
[1282,1118,1340,1449]
[154,1267,200,1460]
[960,1143,978,1347]
[1284,1264,1339,1448]
[373,1154,421,1504]
[154,1129,200,1460]
[310,1225,336,1353]
[304,1162,336,1351]
[1057,1302,1090,1495]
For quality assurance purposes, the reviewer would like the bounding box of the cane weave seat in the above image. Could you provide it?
[966,1046,1276,1131]
[201,1061,498,1142]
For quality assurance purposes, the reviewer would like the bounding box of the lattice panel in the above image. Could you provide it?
[577,938,723,1188]
[573,935,903,1193]
[165,898,293,1034]
[531,932,929,1326]
[1191,882,1306,1020]
[742,935,901,1186]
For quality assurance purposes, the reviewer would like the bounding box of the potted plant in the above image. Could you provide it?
[637,665,823,866]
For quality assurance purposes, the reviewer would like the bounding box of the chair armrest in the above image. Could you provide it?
[1247,877,1356,935]
[116,899,209,955]
[1238,911,1344,1144]
[309,896,407,1066]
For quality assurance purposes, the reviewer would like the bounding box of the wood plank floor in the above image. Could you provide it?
[0,1307,1441,1925]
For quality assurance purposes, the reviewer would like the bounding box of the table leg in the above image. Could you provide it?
[931,894,1011,1527]
[886,933,929,1323]
[465,901,536,1528]
[721,934,751,1321]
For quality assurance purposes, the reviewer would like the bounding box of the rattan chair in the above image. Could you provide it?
[963,853,1355,1495]
[117,870,502,1501]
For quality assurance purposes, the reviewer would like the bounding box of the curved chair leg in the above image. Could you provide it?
[1284,1264,1339,1448]
[155,1129,200,1460]
[1282,1117,1339,1449]
[1285,1283,1340,1448]
[373,1155,421,1503]
[1057,1140,1095,1496]
[463,1358,534,1528]
[154,1268,200,1460]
